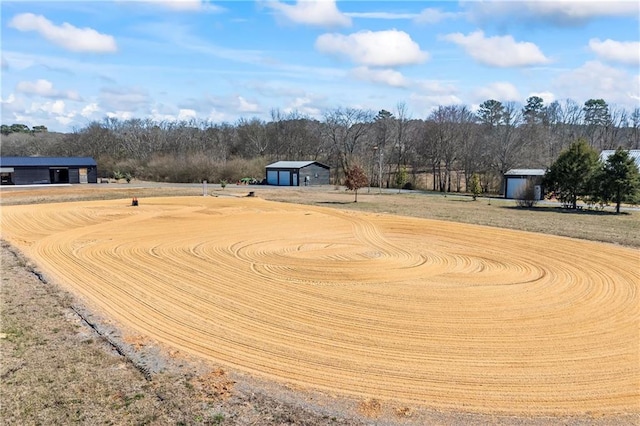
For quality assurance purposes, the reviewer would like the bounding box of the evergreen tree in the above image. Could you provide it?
[469,173,482,200]
[395,166,408,193]
[543,139,600,209]
[599,149,640,213]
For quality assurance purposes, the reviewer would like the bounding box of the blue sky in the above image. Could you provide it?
[1,0,639,132]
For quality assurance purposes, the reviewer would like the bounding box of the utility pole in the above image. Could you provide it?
[373,146,383,194]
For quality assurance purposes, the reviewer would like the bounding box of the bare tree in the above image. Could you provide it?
[236,117,269,157]
[322,107,374,181]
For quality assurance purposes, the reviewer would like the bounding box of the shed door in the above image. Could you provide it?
[79,168,88,184]
[279,170,291,186]
[292,173,298,186]
[506,177,527,199]
[267,170,278,185]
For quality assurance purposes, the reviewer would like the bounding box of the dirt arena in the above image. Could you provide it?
[1,195,638,417]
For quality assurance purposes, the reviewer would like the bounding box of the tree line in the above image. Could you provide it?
[2,97,639,192]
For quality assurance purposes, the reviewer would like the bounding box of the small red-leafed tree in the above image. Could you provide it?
[345,165,368,203]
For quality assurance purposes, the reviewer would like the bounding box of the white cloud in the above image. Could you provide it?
[473,82,521,103]
[441,30,550,67]
[516,1,638,20]
[345,12,415,20]
[415,79,459,96]
[27,99,76,126]
[409,93,464,116]
[100,87,150,111]
[414,8,460,24]
[36,100,67,115]
[17,79,56,96]
[106,111,134,120]
[137,0,225,12]
[207,109,228,122]
[528,91,556,105]
[8,13,117,53]
[81,103,101,118]
[237,96,260,113]
[554,60,640,108]
[589,38,640,66]
[177,108,197,120]
[316,30,429,67]
[263,0,351,28]
[350,66,408,87]
[16,79,81,101]
[144,0,203,11]
[283,96,322,117]
[1,94,16,104]
[467,1,638,25]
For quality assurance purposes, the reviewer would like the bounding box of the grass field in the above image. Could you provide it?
[1,184,639,425]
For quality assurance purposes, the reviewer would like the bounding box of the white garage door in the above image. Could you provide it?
[506,177,527,199]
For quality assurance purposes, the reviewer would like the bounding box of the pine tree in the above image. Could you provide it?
[543,139,600,209]
[599,149,640,213]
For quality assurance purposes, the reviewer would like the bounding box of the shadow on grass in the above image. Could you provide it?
[317,201,355,205]
[450,198,476,202]
[500,206,628,216]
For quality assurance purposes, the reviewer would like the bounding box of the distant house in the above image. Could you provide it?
[503,169,545,200]
[0,157,98,185]
[265,161,330,186]
[599,149,640,169]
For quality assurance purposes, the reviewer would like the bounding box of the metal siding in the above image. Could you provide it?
[505,176,544,200]
[69,168,80,184]
[266,162,330,186]
[13,168,50,185]
[88,167,98,183]
[301,164,330,185]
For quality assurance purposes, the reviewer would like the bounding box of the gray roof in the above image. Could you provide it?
[599,149,640,168]
[266,161,328,169]
[504,169,546,176]
[0,156,97,167]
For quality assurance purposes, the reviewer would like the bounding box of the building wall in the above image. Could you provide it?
[505,176,544,200]
[9,166,98,185]
[299,164,330,185]
[13,167,51,185]
[266,163,330,186]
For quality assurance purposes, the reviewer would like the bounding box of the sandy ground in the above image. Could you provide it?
[1,194,639,419]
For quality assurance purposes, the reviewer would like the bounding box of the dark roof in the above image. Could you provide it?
[0,156,97,167]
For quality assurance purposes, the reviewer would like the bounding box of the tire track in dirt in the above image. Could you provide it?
[1,196,638,415]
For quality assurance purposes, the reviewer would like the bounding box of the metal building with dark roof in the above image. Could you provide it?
[0,156,98,185]
[265,161,330,186]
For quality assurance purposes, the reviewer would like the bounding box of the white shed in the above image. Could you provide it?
[503,169,545,200]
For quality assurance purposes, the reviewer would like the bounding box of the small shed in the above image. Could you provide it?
[503,169,545,200]
[0,156,98,185]
[265,161,330,186]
